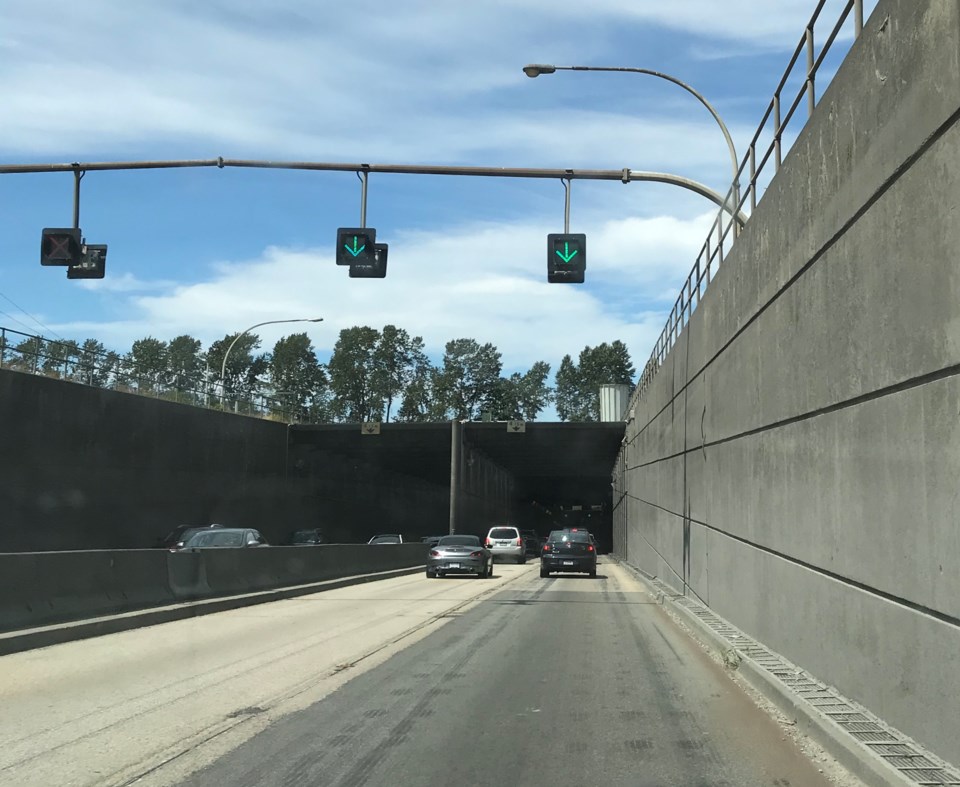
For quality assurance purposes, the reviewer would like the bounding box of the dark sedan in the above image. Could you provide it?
[426,535,493,578]
[176,528,268,550]
[157,524,225,550]
[540,529,596,578]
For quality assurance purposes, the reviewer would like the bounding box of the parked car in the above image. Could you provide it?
[541,529,596,578]
[157,524,225,550]
[484,526,526,564]
[290,529,326,545]
[368,534,404,544]
[520,529,542,558]
[176,528,268,550]
[426,535,493,579]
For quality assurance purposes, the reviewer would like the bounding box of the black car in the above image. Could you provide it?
[156,524,225,550]
[290,528,326,545]
[540,529,597,578]
[421,536,443,548]
[178,528,268,550]
[520,529,542,558]
[368,534,403,544]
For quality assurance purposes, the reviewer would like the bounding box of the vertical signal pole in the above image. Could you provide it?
[449,419,462,534]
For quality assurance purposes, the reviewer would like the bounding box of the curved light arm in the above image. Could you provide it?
[524,64,738,191]
[219,318,323,384]
[628,170,746,227]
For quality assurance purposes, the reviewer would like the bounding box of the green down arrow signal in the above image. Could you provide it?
[345,236,366,257]
[555,242,578,263]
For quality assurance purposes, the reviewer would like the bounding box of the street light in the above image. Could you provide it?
[219,318,324,408]
[522,64,740,215]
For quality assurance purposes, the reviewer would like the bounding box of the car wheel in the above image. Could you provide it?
[540,566,549,578]
[589,569,597,578]
[487,562,494,577]
[519,555,527,565]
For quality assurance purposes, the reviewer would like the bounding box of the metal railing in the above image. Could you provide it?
[0,326,297,421]
[636,0,865,397]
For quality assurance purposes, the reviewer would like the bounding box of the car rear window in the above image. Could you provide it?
[549,531,590,543]
[187,531,244,547]
[370,535,401,544]
[489,528,518,539]
[438,535,480,546]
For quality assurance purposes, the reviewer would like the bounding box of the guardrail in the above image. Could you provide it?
[637,0,866,397]
[0,325,296,421]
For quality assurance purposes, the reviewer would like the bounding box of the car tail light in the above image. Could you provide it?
[587,545,594,552]
[516,538,522,546]
[469,551,482,557]
[542,544,551,552]
[485,539,492,546]
[429,550,440,557]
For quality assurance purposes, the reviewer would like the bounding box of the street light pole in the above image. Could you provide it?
[219,318,323,408]
[523,64,741,218]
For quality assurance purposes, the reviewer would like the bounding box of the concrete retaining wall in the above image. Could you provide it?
[0,370,456,550]
[614,0,960,766]
[0,544,427,631]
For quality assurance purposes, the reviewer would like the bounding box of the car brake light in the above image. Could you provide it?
[470,551,482,557]
[516,538,522,546]
[587,545,594,552]
[429,550,440,557]
[485,539,492,546]
[542,544,551,552]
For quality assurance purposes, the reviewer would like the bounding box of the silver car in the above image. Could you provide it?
[484,526,526,564]
[426,535,493,578]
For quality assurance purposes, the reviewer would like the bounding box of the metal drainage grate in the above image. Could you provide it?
[637,572,960,786]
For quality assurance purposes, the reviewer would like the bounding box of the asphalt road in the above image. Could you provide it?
[0,565,519,787]
[179,560,838,787]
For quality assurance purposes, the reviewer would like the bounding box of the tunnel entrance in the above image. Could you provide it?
[288,422,625,551]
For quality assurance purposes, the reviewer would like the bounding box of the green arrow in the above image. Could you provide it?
[344,235,366,257]
[555,242,578,263]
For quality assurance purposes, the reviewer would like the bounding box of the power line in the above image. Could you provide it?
[0,291,65,340]
[0,308,42,336]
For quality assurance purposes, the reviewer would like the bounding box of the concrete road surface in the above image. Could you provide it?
[0,560,846,787]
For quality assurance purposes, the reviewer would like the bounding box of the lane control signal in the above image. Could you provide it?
[547,233,586,283]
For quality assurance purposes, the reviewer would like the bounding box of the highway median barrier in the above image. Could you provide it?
[0,543,428,636]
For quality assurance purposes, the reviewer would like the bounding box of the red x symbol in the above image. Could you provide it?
[46,234,73,259]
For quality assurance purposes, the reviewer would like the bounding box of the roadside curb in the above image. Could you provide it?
[613,557,960,787]
[0,564,425,657]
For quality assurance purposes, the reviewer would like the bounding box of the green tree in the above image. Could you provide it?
[76,338,118,387]
[327,326,382,422]
[395,362,444,422]
[486,361,552,421]
[167,335,205,392]
[40,338,80,378]
[207,333,268,399]
[10,336,43,373]
[433,338,503,421]
[373,325,428,422]
[270,332,326,418]
[555,341,634,421]
[125,337,168,390]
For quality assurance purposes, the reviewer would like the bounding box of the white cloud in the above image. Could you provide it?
[48,213,710,372]
[76,272,177,294]
[0,0,862,166]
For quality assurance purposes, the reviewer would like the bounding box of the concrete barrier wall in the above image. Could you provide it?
[614,0,960,765]
[0,544,427,631]
[0,370,456,550]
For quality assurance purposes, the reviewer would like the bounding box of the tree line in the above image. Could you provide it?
[0,326,635,423]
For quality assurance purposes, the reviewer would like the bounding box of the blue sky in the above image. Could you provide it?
[0,0,876,383]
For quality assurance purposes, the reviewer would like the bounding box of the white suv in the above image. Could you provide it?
[485,526,526,564]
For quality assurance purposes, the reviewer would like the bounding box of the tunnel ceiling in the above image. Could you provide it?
[289,422,625,494]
